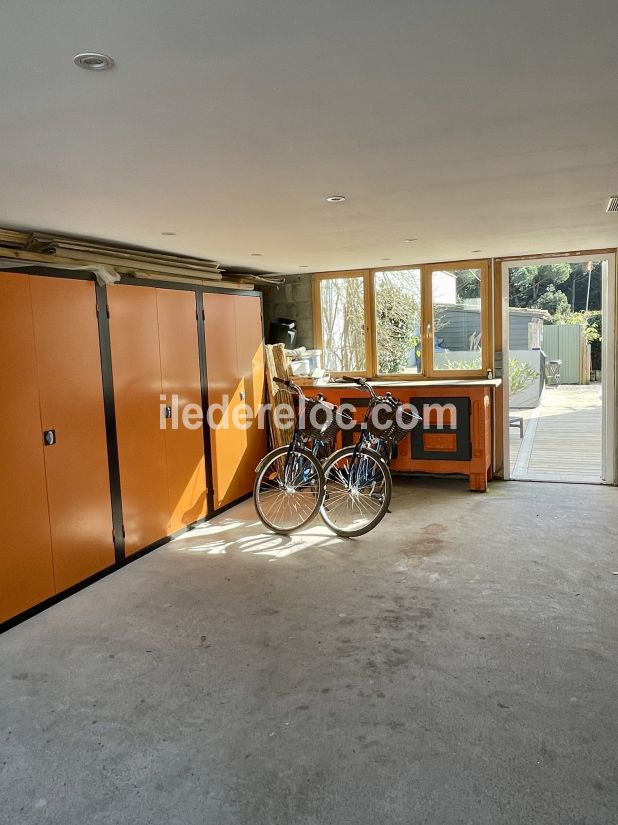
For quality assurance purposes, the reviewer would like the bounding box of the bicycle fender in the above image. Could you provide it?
[254,446,314,475]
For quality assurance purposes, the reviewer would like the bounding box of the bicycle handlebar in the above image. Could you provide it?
[342,376,379,399]
[341,377,415,413]
[273,375,305,399]
[343,375,379,398]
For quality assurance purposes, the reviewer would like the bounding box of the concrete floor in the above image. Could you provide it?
[1,479,617,825]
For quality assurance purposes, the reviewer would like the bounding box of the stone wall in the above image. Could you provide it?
[259,274,314,348]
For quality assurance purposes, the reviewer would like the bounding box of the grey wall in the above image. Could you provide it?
[260,274,314,348]
[509,314,535,350]
[437,307,543,351]
[436,307,482,351]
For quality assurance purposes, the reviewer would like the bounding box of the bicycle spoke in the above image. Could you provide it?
[255,449,323,532]
[322,448,390,535]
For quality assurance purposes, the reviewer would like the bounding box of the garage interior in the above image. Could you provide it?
[1,2,618,824]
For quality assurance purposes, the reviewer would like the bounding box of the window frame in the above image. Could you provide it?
[312,269,373,377]
[312,259,492,380]
[423,259,491,379]
[371,264,424,380]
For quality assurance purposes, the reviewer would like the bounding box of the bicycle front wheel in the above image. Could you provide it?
[321,445,392,537]
[254,446,325,534]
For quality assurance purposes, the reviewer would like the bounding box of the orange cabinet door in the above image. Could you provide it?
[203,292,265,509]
[156,289,207,533]
[232,295,266,499]
[0,273,54,622]
[203,292,244,509]
[108,285,170,555]
[29,277,115,592]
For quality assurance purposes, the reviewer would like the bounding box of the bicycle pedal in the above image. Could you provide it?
[387,508,392,514]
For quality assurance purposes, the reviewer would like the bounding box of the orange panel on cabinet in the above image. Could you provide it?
[422,432,458,452]
[29,277,115,591]
[0,273,54,622]
[203,292,243,509]
[156,289,207,533]
[231,295,266,500]
[108,285,170,554]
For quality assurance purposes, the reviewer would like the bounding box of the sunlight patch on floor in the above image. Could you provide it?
[167,500,344,559]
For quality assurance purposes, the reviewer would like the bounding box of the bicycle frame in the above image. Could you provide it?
[352,378,398,460]
[274,377,338,481]
[342,377,406,487]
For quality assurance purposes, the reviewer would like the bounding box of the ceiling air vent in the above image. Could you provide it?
[606,196,618,212]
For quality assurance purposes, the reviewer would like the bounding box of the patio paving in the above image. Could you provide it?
[509,383,603,483]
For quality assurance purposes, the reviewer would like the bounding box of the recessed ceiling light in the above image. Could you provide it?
[74,52,115,71]
[161,231,176,236]
[326,195,346,203]
[404,238,418,243]
[471,249,482,253]
[299,265,309,268]
[381,258,391,261]
[250,253,263,257]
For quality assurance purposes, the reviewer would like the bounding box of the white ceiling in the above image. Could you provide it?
[1,0,617,274]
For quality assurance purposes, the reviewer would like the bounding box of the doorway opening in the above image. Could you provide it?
[501,254,615,484]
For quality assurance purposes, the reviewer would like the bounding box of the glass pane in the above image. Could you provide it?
[432,268,483,371]
[374,269,422,374]
[319,276,366,372]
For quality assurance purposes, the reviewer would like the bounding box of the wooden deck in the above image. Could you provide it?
[509,384,603,483]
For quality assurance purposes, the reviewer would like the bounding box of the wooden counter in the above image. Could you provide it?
[318,379,501,389]
[317,379,501,492]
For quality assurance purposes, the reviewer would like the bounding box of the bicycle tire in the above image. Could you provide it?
[254,445,325,534]
[320,445,392,537]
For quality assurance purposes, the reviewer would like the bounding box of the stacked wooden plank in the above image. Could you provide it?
[264,344,295,448]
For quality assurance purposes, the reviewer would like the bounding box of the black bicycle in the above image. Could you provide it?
[320,377,420,537]
[253,377,351,534]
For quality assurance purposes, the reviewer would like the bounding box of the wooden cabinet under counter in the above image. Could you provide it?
[317,379,501,492]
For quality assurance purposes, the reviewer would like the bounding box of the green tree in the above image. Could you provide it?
[534,284,571,317]
[585,310,603,371]
[455,268,482,301]
[509,264,571,307]
[320,277,366,371]
[565,262,602,312]
[376,279,419,374]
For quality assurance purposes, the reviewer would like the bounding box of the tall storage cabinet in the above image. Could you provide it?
[203,292,265,509]
[0,274,56,623]
[1,273,264,626]
[29,277,115,591]
[107,285,207,554]
[0,274,114,623]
